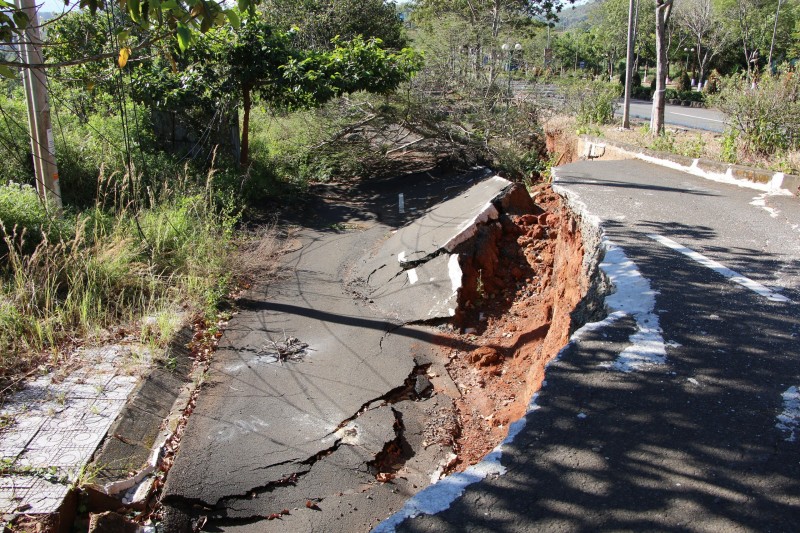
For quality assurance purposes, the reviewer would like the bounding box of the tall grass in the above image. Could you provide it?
[0,168,238,381]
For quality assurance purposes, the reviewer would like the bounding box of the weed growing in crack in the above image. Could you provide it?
[476,269,486,303]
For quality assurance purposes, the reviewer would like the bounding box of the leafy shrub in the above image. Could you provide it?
[704,69,722,94]
[677,72,692,92]
[562,79,619,126]
[680,135,706,158]
[714,70,800,155]
[632,86,652,100]
[678,90,705,103]
[720,128,738,163]
[632,71,642,88]
[649,131,676,153]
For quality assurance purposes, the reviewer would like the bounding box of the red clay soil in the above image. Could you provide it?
[443,183,587,470]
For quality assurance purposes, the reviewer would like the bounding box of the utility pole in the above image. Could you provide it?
[767,0,785,73]
[622,0,635,129]
[16,0,62,212]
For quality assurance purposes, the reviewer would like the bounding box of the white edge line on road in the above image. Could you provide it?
[669,111,725,123]
[598,241,668,372]
[371,417,525,533]
[647,234,793,303]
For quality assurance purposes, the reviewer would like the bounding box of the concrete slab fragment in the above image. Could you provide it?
[368,253,462,322]
[353,175,512,323]
[335,405,397,454]
[0,344,148,517]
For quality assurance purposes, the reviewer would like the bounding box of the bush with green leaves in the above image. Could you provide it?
[704,69,722,94]
[561,79,620,126]
[714,69,800,155]
[632,86,652,100]
[677,72,692,92]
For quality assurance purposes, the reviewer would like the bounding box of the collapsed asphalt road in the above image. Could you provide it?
[160,169,588,532]
[376,159,799,532]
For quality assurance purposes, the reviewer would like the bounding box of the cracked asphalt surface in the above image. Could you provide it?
[161,168,525,531]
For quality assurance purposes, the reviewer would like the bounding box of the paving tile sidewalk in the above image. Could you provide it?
[0,343,151,520]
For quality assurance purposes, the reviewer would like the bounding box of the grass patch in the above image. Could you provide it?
[0,168,239,386]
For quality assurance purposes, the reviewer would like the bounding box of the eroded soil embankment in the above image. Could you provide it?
[441,183,590,469]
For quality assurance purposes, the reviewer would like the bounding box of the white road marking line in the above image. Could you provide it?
[407,268,418,285]
[398,193,405,213]
[669,111,725,123]
[647,234,792,303]
[776,386,800,442]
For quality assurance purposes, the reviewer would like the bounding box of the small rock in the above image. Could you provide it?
[414,375,433,397]
[469,346,502,367]
[527,226,544,239]
[88,512,140,533]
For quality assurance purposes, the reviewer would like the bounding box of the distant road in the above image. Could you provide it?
[517,83,728,133]
[623,100,727,133]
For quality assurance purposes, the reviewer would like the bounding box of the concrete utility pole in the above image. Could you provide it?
[16,0,62,212]
[622,0,636,128]
[767,0,785,72]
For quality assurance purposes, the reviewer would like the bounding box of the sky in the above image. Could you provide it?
[38,0,71,15]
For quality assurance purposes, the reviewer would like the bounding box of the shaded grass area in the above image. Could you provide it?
[0,171,242,390]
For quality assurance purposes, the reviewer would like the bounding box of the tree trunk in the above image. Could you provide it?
[623,0,636,129]
[488,1,501,82]
[651,0,673,136]
[240,83,252,166]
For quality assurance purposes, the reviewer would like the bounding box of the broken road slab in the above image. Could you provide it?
[377,159,800,532]
[162,227,423,507]
[353,175,535,322]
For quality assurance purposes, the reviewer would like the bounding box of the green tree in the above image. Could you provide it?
[673,0,733,84]
[651,0,675,136]
[132,17,421,165]
[0,0,243,70]
[261,0,408,51]
[411,0,570,83]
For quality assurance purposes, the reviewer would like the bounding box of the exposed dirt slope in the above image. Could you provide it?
[438,183,588,469]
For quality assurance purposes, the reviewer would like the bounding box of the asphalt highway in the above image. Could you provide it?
[623,101,727,132]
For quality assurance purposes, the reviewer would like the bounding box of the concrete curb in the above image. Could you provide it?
[87,327,196,505]
[577,135,800,197]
